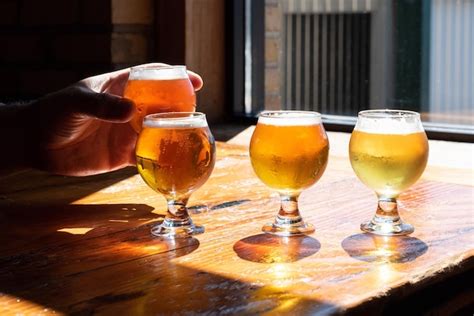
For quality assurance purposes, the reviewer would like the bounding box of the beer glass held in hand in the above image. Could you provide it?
[250,111,329,236]
[349,110,429,236]
[136,112,216,238]
[125,65,196,132]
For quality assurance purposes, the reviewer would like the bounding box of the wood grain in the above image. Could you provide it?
[0,133,473,315]
[185,0,226,123]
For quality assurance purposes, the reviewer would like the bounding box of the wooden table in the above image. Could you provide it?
[0,128,473,315]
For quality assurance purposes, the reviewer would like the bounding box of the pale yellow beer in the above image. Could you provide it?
[349,131,428,198]
[349,109,429,236]
[136,116,215,200]
[250,115,329,194]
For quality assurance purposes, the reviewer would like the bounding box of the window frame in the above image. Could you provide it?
[226,0,474,143]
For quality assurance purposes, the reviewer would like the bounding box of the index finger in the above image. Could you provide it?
[188,71,203,91]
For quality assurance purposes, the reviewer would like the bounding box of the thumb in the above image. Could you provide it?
[71,90,135,123]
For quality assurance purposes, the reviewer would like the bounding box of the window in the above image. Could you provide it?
[230,0,474,141]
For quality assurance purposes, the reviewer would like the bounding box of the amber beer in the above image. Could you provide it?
[135,114,215,200]
[250,114,329,194]
[349,128,428,198]
[124,66,196,132]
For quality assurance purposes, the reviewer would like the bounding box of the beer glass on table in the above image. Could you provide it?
[136,112,216,238]
[249,111,329,236]
[124,65,196,132]
[349,110,429,235]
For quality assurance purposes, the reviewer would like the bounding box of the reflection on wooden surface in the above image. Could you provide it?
[234,234,321,263]
[341,233,428,263]
[0,141,473,314]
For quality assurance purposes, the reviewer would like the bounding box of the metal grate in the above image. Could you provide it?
[282,12,371,115]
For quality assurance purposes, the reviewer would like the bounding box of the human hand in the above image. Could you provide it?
[25,63,203,176]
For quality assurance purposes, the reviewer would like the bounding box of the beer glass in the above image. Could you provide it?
[136,112,216,238]
[124,65,196,132]
[349,110,429,235]
[250,111,329,236]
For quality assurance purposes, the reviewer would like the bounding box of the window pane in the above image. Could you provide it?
[262,0,474,133]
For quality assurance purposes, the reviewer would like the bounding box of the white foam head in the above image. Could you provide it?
[258,111,322,126]
[143,112,207,129]
[129,65,188,80]
[354,110,424,134]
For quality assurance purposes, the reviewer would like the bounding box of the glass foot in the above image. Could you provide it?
[262,222,315,237]
[360,219,414,236]
[151,219,204,238]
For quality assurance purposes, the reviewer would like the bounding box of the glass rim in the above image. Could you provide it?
[144,112,205,121]
[258,110,322,118]
[130,65,187,72]
[129,65,188,80]
[358,109,420,119]
[142,112,207,128]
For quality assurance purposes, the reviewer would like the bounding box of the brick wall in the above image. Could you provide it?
[0,0,154,102]
[264,0,282,110]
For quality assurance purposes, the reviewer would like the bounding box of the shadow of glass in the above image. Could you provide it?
[341,233,428,263]
[1,255,339,315]
[0,204,199,292]
[0,204,333,314]
[188,199,251,214]
[0,203,162,257]
[233,234,321,263]
[0,166,137,205]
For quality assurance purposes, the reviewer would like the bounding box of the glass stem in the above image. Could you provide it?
[361,195,414,235]
[164,197,192,227]
[275,193,303,226]
[374,196,401,224]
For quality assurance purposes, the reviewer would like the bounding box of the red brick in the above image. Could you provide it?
[265,5,281,32]
[0,1,19,25]
[265,94,282,110]
[0,35,45,63]
[52,33,111,63]
[80,0,111,25]
[19,69,79,95]
[265,67,281,94]
[265,38,279,64]
[20,0,79,25]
